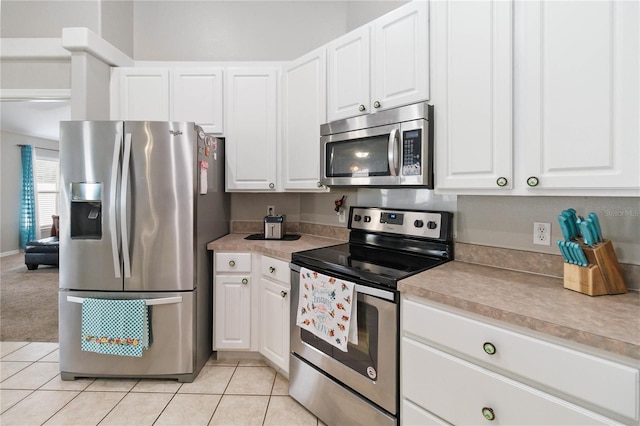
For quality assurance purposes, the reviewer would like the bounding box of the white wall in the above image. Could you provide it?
[0,131,59,255]
[132,1,407,61]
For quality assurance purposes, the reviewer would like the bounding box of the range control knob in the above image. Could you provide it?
[364,216,372,223]
[354,215,362,222]
[427,221,438,230]
[414,220,424,228]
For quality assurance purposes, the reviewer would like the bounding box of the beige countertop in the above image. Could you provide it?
[207,233,345,262]
[399,261,640,360]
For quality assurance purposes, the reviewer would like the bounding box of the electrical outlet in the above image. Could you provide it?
[267,205,275,216]
[338,209,346,223]
[533,222,551,246]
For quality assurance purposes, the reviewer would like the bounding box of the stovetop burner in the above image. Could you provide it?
[291,206,454,290]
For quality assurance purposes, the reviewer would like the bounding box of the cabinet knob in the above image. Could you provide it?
[269,182,275,189]
[496,177,508,187]
[317,181,323,188]
[280,290,287,298]
[228,260,236,267]
[526,176,539,187]
[373,101,381,109]
[269,266,275,274]
[358,104,366,112]
[241,278,248,285]
[481,407,495,421]
[483,342,497,355]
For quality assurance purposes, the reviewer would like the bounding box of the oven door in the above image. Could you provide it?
[289,265,398,415]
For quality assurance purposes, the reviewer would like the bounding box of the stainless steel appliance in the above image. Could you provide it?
[289,206,454,425]
[58,121,230,382]
[264,214,286,239]
[320,102,433,188]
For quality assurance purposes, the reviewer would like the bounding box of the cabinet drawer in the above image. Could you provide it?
[402,337,617,425]
[402,399,451,426]
[402,297,639,421]
[260,256,290,284]
[215,252,251,273]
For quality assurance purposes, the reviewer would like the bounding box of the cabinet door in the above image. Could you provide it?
[171,68,224,134]
[520,1,640,192]
[327,26,370,122]
[371,0,429,112]
[282,48,328,191]
[403,338,617,426]
[113,68,170,121]
[214,274,251,350]
[225,68,278,191]
[259,277,290,373]
[433,0,513,191]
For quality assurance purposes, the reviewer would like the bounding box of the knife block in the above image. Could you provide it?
[563,240,627,296]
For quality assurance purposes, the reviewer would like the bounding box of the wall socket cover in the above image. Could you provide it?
[533,222,551,246]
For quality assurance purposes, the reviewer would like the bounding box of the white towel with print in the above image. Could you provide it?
[296,267,357,352]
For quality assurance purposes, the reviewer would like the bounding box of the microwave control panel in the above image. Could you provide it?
[402,129,422,176]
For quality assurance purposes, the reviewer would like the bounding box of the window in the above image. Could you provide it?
[34,149,60,236]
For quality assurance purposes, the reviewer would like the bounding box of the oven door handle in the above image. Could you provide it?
[290,264,396,302]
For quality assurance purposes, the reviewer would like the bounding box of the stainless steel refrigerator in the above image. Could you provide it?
[58,121,229,382]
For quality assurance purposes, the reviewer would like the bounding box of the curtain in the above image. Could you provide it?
[20,145,37,248]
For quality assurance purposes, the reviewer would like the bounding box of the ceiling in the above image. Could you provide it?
[1,100,71,142]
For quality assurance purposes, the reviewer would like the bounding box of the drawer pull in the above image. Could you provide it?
[228,260,236,267]
[482,407,495,421]
[269,266,276,274]
[280,291,287,298]
[242,278,248,285]
[483,342,496,355]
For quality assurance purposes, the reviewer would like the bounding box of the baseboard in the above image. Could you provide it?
[1,250,21,257]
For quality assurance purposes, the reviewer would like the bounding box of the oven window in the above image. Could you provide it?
[326,136,390,177]
[300,295,379,380]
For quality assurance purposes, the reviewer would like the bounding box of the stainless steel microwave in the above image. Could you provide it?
[320,102,433,187]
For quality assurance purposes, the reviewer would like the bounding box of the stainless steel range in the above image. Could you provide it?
[289,206,454,425]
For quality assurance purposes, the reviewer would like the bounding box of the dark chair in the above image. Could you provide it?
[24,215,59,270]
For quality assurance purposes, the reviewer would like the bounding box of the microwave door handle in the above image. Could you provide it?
[388,128,400,176]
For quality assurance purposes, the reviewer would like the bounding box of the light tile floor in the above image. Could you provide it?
[0,342,323,426]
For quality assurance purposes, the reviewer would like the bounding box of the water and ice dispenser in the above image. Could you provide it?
[70,183,102,239]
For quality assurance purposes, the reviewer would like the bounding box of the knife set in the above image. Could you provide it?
[557,209,626,296]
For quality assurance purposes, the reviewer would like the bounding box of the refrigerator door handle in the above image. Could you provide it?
[121,133,132,279]
[110,132,122,278]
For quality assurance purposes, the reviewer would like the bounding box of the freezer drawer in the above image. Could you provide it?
[59,290,197,382]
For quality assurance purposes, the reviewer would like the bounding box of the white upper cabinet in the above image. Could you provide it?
[435,0,639,196]
[327,26,371,122]
[282,47,328,191]
[170,68,224,134]
[111,67,224,134]
[434,0,513,190]
[112,68,170,121]
[327,1,429,122]
[371,0,430,112]
[225,67,279,192]
[519,0,639,194]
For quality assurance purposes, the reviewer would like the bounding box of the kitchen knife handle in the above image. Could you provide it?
[580,221,594,247]
[571,242,589,267]
[557,240,571,264]
[588,212,603,241]
[557,216,571,241]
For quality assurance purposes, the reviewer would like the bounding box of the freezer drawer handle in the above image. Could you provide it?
[66,295,183,306]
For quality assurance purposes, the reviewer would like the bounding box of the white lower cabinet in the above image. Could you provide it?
[213,252,291,374]
[259,256,290,373]
[214,252,252,350]
[401,295,639,426]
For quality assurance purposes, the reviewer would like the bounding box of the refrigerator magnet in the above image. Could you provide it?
[199,161,209,194]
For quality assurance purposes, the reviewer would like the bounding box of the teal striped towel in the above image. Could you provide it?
[81,298,149,357]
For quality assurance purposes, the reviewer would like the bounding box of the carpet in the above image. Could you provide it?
[0,253,59,342]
